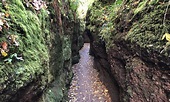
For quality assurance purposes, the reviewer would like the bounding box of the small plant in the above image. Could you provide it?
[88,0,123,49]
[162,33,170,42]
[161,33,170,54]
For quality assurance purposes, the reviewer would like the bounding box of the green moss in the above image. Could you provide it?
[0,0,50,101]
[88,0,170,53]
[63,35,72,61]
[125,4,170,53]
[87,0,123,48]
[40,35,73,102]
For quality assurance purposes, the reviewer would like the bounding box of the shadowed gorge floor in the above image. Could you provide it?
[68,43,118,102]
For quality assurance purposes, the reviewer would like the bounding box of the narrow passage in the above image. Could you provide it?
[68,43,112,102]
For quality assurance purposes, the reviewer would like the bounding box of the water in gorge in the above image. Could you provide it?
[68,43,119,102]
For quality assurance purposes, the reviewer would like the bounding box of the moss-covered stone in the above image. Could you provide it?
[0,0,50,101]
[37,0,84,102]
[0,0,83,101]
[125,4,170,54]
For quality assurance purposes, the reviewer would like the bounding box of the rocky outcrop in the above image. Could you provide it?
[0,0,83,102]
[87,0,170,102]
[107,41,170,102]
[89,38,120,102]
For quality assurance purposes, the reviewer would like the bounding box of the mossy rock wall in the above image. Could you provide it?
[0,0,83,102]
[87,0,170,101]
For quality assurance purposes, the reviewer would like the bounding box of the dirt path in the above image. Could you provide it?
[68,43,115,102]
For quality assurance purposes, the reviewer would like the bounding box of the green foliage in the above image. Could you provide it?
[148,0,159,5]
[88,0,123,48]
[162,33,170,42]
[88,0,170,55]
[131,0,159,21]
[70,0,79,11]
[115,0,123,5]
[134,0,148,15]
[125,3,170,54]
[131,0,148,21]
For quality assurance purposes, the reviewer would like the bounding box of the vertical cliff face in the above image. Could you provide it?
[0,0,83,102]
[87,0,170,101]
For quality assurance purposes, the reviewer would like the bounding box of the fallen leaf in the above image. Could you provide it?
[1,41,8,50]
[8,35,19,46]
[5,13,9,18]
[162,33,170,42]
[104,89,108,93]
[1,49,7,57]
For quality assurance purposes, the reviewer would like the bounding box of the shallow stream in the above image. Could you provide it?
[68,43,119,102]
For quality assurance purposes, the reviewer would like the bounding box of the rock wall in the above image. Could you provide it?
[0,0,83,102]
[87,0,170,102]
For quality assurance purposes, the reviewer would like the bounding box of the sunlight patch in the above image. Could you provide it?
[77,0,95,19]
